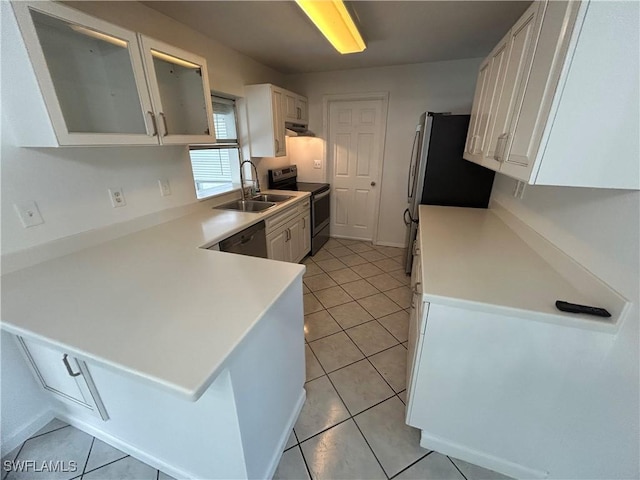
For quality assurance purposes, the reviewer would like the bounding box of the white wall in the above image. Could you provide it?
[492,175,640,479]
[286,58,483,246]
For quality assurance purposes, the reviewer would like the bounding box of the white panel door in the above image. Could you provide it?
[328,99,385,240]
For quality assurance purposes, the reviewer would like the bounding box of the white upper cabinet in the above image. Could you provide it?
[138,36,215,144]
[464,0,639,190]
[7,1,214,147]
[245,84,285,157]
[245,83,308,157]
[284,91,308,124]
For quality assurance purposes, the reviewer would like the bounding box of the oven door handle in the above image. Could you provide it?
[314,189,330,201]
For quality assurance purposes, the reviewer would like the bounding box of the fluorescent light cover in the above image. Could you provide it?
[151,49,200,69]
[70,25,127,48]
[296,0,366,54]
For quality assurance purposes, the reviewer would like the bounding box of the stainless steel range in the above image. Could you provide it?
[268,165,330,255]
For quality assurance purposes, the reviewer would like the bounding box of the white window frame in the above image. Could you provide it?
[189,95,241,200]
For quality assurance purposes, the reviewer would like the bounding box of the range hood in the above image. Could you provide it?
[285,122,315,137]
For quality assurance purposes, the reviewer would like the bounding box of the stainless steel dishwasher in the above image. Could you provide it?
[215,221,268,258]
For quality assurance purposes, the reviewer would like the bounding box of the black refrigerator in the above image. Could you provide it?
[403,112,495,273]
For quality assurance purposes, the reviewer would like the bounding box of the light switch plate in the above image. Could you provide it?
[14,201,44,228]
[108,187,127,208]
[313,159,322,169]
[158,178,172,196]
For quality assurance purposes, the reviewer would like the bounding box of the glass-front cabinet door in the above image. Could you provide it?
[12,2,158,145]
[138,36,215,145]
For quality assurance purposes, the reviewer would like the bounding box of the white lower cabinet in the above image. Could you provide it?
[16,336,108,420]
[267,227,287,262]
[265,198,310,264]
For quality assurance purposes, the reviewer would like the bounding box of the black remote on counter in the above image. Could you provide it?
[555,300,611,318]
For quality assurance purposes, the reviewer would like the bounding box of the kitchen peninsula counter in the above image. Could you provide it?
[1,191,310,479]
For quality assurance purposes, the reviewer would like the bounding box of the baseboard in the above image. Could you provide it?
[53,411,195,480]
[420,430,549,479]
[330,235,405,249]
[1,410,54,457]
[373,240,406,248]
[263,387,307,480]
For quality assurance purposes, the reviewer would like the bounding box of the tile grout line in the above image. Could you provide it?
[25,424,71,442]
[388,451,433,480]
[80,437,95,478]
[350,413,392,480]
[2,440,26,480]
[82,455,130,477]
[296,443,314,479]
[448,456,470,480]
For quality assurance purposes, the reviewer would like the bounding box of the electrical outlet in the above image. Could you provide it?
[513,180,526,199]
[14,201,44,228]
[158,178,172,196]
[313,159,322,169]
[108,187,127,208]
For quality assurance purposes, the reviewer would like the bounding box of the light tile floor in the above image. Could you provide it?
[2,238,512,480]
[1,418,175,480]
[275,238,513,480]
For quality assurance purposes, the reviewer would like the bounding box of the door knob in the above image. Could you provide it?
[370,181,376,186]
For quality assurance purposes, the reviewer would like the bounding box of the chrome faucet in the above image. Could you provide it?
[239,160,260,200]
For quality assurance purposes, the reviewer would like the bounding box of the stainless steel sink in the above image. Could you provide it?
[251,193,294,203]
[215,200,276,212]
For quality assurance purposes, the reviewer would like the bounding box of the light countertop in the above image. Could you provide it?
[418,205,626,331]
[1,192,310,401]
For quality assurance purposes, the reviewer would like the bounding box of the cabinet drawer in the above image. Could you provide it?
[298,198,311,215]
[265,203,299,234]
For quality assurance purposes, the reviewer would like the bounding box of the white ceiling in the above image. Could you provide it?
[142,1,531,75]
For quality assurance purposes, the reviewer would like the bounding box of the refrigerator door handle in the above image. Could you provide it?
[404,208,418,226]
[407,129,421,200]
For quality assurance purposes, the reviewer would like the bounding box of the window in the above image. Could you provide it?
[189,96,241,199]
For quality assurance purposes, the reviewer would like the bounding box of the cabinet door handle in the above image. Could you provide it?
[303,217,306,229]
[62,354,81,377]
[275,138,280,153]
[147,111,158,137]
[159,112,169,137]
[412,240,420,256]
[494,133,509,162]
[410,282,422,308]
[297,107,301,119]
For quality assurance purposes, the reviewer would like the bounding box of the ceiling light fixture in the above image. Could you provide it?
[295,0,366,54]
